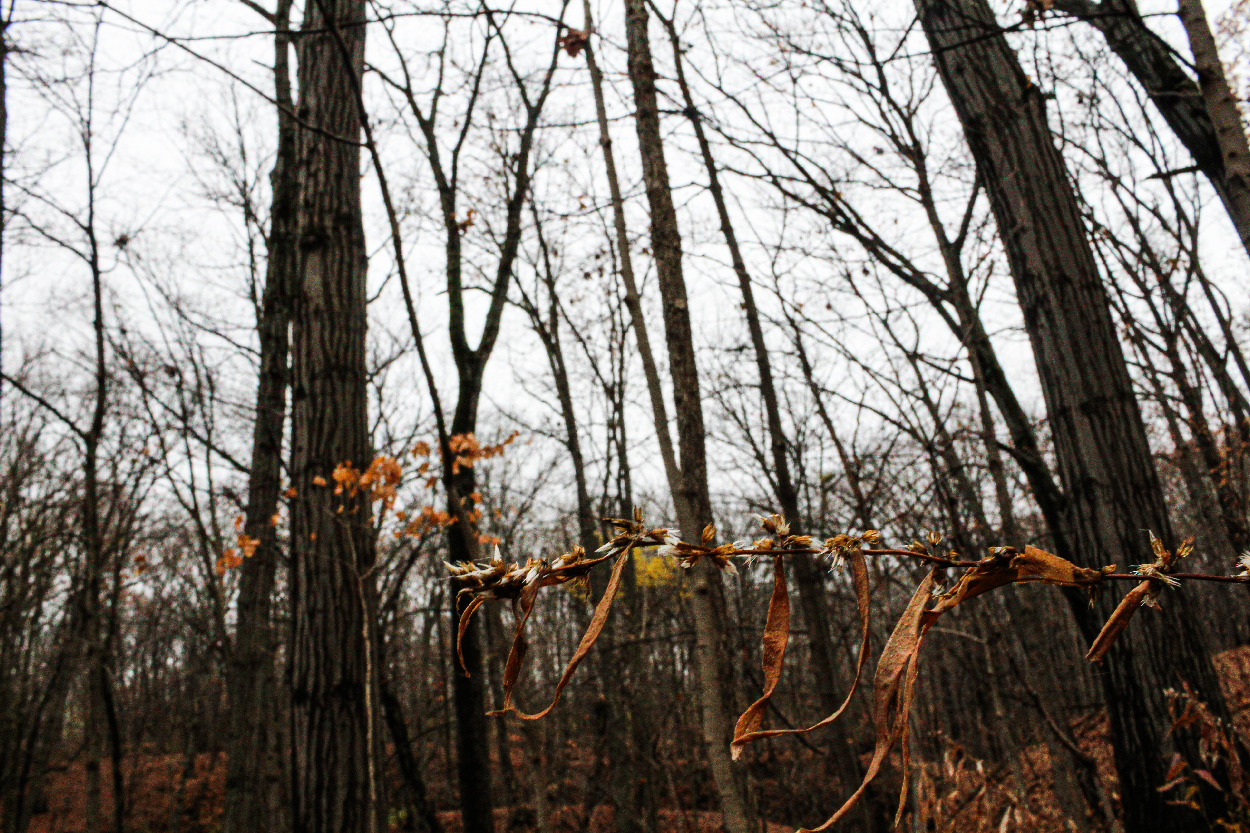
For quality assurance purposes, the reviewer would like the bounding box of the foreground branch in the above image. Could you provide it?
[448,510,1248,831]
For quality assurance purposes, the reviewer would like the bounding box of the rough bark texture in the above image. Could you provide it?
[288,1,379,831]
[1053,0,1250,256]
[224,3,295,831]
[623,3,755,831]
[915,0,1234,829]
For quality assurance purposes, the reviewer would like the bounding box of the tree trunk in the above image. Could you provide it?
[288,0,379,830]
[915,0,1234,828]
[224,3,295,831]
[581,3,688,525]
[622,3,755,831]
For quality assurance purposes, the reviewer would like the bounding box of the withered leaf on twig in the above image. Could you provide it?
[798,571,937,833]
[456,596,485,676]
[491,551,631,720]
[1086,580,1154,663]
[560,27,593,58]
[926,545,1107,618]
[731,548,871,758]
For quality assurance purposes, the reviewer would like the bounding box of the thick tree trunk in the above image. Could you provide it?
[288,1,379,831]
[915,0,1234,829]
[224,3,295,831]
[622,3,755,831]
[448,472,496,833]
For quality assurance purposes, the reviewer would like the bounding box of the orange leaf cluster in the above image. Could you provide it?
[215,533,260,576]
[331,456,403,507]
[401,504,456,537]
[446,430,519,474]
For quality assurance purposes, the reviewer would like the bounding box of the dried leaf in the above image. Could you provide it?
[1086,580,1153,663]
[490,581,542,708]
[1158,777,1189,793]
[927,545,1106,618]
[1165,752,1186,782]
[455,596,485,676]
[492,551,630,720]
[560,27,592,57]
[731,556,791,759]
[799,570,937,833]
[731,549,872,757]
[1195,769,1223,791]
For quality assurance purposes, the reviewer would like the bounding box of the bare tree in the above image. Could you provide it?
[287,0,379,830]
[222,1,296,831]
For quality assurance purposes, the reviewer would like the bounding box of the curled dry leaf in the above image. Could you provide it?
[735,544,1112,829]
[731,555,791,758]
[799,571,938,833]
[455,596,485,676]
[731,548,871,758]
[452,547,618,673]
[491,551,631,720]
[927,545,1108,617]
[1086,580,1155,663]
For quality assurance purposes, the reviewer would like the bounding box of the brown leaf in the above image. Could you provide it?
[927,545,1107,618]
[455,596,485,676]
[731,549,872,757]
[493,582,542,708]
[1195,769,1223,791]
[799,570,937,833]
[731,555,791,759]
[492,551,630,720]
[1165,753,1186,782]
[1086,580,1153,663]
[560,27,592,58]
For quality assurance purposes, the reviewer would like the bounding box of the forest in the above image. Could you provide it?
[1,0,1249,831]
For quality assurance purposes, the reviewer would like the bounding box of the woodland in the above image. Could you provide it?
[1,0,1250,831]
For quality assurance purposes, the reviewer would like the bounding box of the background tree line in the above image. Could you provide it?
[0,0,1249,831]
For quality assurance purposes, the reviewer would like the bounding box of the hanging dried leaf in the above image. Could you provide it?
[456,596,485,676]
[927,545,1107,618]
[491,551,631,720]
[799,570,937,833]
[1086,580,1154,663]
[494,581,542,702]
[731,555,791,757]
[731,549,872,757]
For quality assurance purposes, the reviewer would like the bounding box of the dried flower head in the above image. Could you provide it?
[758,514,789,537]
[1236,552,1250,578]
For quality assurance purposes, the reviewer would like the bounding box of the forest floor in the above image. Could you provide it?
[24,645,1250,833]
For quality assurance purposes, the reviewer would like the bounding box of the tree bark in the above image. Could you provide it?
[622,4,756,831]
[288,1,379,830]
[224,2,295,831]
[581,2,689,527]
[915,0,1234,828]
